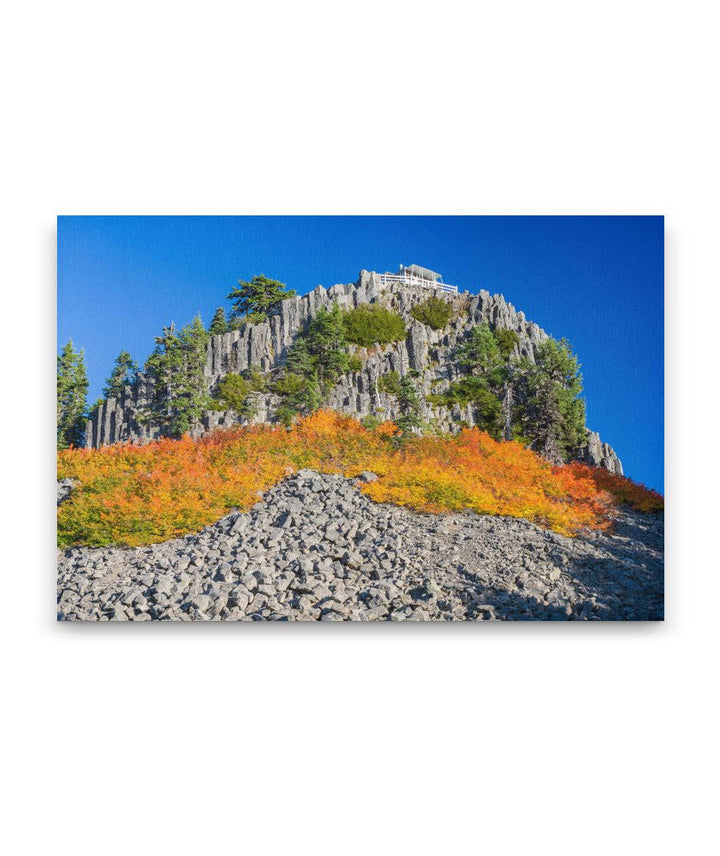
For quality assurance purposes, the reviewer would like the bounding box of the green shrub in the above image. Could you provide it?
[362,414,381,429]
[244,366,266,392]
[215,373,252,414]
[493,327,519,359]
[444,376,489,407]
[343,304,406,347]
[425,393,446,406]
[245,311,268,325]
[378,370,401,395]
[428,377,503,438]
[410,295,453,330]
[347,354,363,373]
[212,368,266,415]
[272,372,321,425]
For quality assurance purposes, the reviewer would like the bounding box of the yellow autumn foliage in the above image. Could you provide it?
[57,410,663,547]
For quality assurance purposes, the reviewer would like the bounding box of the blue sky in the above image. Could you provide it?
[57,215,664,492]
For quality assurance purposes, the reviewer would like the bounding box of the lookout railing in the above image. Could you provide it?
[378,272,459,294]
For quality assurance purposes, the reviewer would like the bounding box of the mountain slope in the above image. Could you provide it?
[86,269,622,473]
[57,470,663,622]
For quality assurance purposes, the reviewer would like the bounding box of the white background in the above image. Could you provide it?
[2,1,717,854]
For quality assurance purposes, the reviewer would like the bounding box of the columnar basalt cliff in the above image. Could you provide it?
[86,270,623,474]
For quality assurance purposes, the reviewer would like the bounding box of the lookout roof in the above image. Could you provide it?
[401,264,441,281]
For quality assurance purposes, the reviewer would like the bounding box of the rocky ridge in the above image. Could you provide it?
[57,470,663,622]
[86,270,623,473]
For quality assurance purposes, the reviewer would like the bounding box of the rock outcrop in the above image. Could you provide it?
[57,470,663,622]
[575,431,624,474]
[85,269,622,473]
[57,478,77,506]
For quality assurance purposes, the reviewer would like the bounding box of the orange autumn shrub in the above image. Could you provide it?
[558,463,665,514]
[57,411,663,548]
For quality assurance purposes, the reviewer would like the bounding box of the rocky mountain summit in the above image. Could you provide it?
[57,470,663,622]
[86,270,623,473]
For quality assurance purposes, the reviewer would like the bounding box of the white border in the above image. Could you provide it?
[4,2,715,853]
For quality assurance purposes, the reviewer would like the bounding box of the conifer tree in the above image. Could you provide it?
[227,275,296,323]
[273,372,321,426]
[209,307,229,335]
[396,374,422,437]
[304,303,349,392]
[493,327,520,360]
[284,336,316,379]
[57,340,88,449]
[457,323,502,378]
[493,328,519,439]
[274,303,349,422]
[520,338,586,462]
[453,323,516,439]
[145,315,209,437]
[102,351,138,400]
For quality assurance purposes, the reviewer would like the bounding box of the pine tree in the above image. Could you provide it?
[520,338,586,462]
[396,374,422,437]
[227,275,296,323]
[284,336,316,379]
[274,303,349,423]
[494,327,520,360]
[174,315,209,436]
[146,321,179,414]
[524,375,564,463]
[57,340,88,449]
[273,372,321,426]
[145,315,209,438]
[457,323,502,377]
[304,303,349,392]
[209,307,229,335]
[452,323,520,439]
[102,351,138,400]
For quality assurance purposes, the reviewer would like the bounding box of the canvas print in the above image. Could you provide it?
[57,216,664,621]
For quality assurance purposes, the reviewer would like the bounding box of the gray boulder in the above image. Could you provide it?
[57,478,77,505]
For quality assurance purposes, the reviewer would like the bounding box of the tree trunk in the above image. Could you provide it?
[502,381,513,441]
